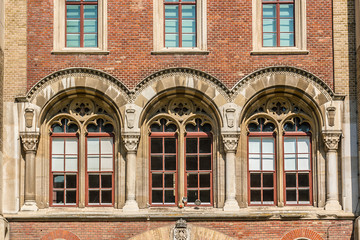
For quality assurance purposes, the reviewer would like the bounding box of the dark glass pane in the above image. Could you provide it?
[66,175,77,188]
[87,124,99,132]
[286,190,297,202]
[200,174,210,187]
[298,173,309,187]
[186,123,197,132]
[67,124,78,133]
[165,155,176,170]
[263,173,273,187]
[152,174,163,188]
[250,190,261,202]
[165,138,176,153]
[66,190,76,204]
[299,189,310,202]
[101,174,112,188]
[103,124,114,133]
[89,190,100,203]
[152,190,163,203]
[165,124,177,132]
[298,122,311,132]
[150,123,162,132]
[165,174,174,188]
[101,190,112,204]
[187,174,198,188]
[151,139,163,153]
[151,156,163,170]
[165,190,175,203]
[187,190,197,203]
[200,190,210,203]
[53,191,64,204]
[52,124,64,133]
[89,174,99,188]
[284,122,295,131]
[199,155,211,170]
[250,173,261,188]
[263,189,274,202]
[186,138,197,153]
[263,123,275,132]
[286,173,296,187]
[186,155,198,170]
[199,138,211,153]
[53,175,64,188]
[200,123,212,132]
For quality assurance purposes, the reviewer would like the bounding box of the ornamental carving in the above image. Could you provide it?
[173,218,190,240]
[322,131,342,151]
[222,133,240,152]
[20,132,40,152]
[122,133,140,152]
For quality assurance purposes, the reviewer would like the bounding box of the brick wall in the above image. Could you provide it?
[27,0,334,90]
[9,220,354,240]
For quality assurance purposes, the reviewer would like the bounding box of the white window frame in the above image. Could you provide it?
[252,0,308,55]
[52,0,108,54]
[152,0,208,55]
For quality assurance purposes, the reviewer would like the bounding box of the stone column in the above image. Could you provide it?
[222,133,240,211]
[323,131,342,211]
[20,132,39,211]
[122,133,140,212]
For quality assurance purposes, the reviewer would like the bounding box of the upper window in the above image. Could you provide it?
[252,0,308,54]
[53,0,108,54]
[153,0,208,54]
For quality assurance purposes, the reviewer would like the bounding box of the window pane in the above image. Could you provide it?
[67,20,80,33]
[286,173,296,187]
[65,155,77,171]
[165,174,174,188]
[298,154,310,170]
[67,34,80,47]
[263,33,276,47]
[152,174,162,188]
[151,123,161,132]
[200,174,210,188]
[280,33,294,46]
[52,155,64,171]
[182,20,195,33]
[87,155,99,171]
[280,19,294,32]
[88,138,99,154]
[262,138,274,153]
[151,156,163,170]
[186,155,198,170]
[199,138,211,153]
[101,155,113,171]
[284,138,296,153]
[101,190,112,204]
[182,5,195,18]
[263,19,276,32]
[187,190,197,203]
[250,190,261,203]
[165,34,179,47]
[284,154,296,170]
[66,5,80,18]
[187,174,198,188]
[84,5,97,18]
[199,155,211,170]
[165,124,177,132]
[263,4,276,18]
[52,124,64,133]
[299,189,310,202]
[53,191,64,204]
[263,173,273,187]
[165,155,176,170]
[286,189,297,202]
[200,190,210,203]
[89,190,100,203]
[89,174,99,188]
[52,138,64,154]
[249,138,261,153]
[250,173,261,187]
[101,138,113,154]
[165,190,175,203]
[66,190,76,204]
[298,173,309,187]
[65,138,78,154]
[53,175,64,188]
[84,20,97,33]
[249,154,261,171]
[280,4,294,18]
[262,155,274,171]
[186,138,197,153]
[151,139,163,153]
[101,174,112,188]
[165,5,178,18]
[263,189,274,203]
[165,138,176,153]
[84,34,97,47]
[297,137,310,153]
[152,190,163,203]
[165,20,178,33]
[182,34,196,47]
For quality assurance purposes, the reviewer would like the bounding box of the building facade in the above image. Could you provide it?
[0,0,358,239]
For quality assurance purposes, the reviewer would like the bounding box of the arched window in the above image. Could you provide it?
[48,97,118,207]
[245,96,314,206]
[148,97,217,207]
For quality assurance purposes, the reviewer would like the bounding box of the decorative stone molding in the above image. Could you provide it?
[225,108,236,128]
[326,106,336,127]
[20,132,40,152]
[122,132,140,153]
[173,218,190,240]
[24,108,35,129]
[322,131,342,151]
[125,109,136,129]
[222,133,240,153]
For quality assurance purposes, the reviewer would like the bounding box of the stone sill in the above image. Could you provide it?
[251,49,309,55]
[51,49,110,55]
[4,207,355,222]
[151,49,209,55]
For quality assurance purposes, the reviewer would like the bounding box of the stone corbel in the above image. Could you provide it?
[322,130,342,151]
[20,132,40,152]
[222,132,240,153]
[122,132,140,153]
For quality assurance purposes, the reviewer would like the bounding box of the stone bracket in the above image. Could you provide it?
[20,132,40,152]
[122,132,140,153]
[222,132,240,153]
[322,130,342,151]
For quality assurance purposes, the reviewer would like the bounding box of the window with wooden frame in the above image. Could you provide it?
[245,97,314,206]
[148,98,215,207]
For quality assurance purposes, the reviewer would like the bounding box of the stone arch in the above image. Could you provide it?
[281,228,324,240]
[41,230,80,240]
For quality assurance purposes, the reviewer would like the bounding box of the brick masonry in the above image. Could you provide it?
[8,220,354,240]
[27,0,335,90]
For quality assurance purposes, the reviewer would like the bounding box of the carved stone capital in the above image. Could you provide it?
[222,132,240,153]
[122,132,140,153]
[322,130,342,151]
[20,132,40,152]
